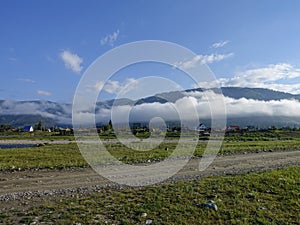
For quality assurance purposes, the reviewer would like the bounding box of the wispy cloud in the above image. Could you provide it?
[175,53,234,70]
[46,55,55,63]
[8,57,17,61]
[17,78,35,83]
[100,30,119,46]
[60,50,83,73]
[86,78,138,95]
[211,40,229,48]
[37,90,52,96]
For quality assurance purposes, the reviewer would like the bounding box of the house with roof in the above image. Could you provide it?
[23,126,34,132]
[227,125,240,131]
[195,123,210,136]
[196,123,207,132]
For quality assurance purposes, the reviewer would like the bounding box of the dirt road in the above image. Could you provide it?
[0,150,299,199]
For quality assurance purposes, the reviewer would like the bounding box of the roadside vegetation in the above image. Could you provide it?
[0,144,86,171]
[1,137,300,171]
[0,131,75,141]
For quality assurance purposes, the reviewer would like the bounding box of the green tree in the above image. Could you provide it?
[108,119,113,130]
[34,121,42,131]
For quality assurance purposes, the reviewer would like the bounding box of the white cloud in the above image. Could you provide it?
[60,50,83,73]
[93,90,300,125]
[4,90,300,126]
[86,78,139,95]
[37,90,52,96]
[95,81,105,93]
[86,81,105,93]
[233,63,300,84]
[100,30,119,46]
[210,63,300,94]
[192,80,225,89]
[0,100,72,124]
[103,80,121,94]
[261,83,300,94]
[175,53,234,70]
[211,40,229,48]
[119,78,139,95]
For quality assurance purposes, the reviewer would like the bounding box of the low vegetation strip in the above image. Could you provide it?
[0,166,299,224]
[0,144,86,171]
[1,140,300,171]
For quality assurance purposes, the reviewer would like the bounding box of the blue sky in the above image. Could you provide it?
[1,0,300,102]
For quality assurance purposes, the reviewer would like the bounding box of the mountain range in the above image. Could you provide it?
[1,87,300,128]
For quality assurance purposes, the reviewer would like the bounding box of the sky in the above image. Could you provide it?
[1,0,300,102]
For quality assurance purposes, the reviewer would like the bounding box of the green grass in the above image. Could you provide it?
[0,143,86,171]
[1,166,299,224]
[0,131,75,141]
[107,140,300,164]
[2,129,300,142]
[1,140,300,171]
[219,140,300,154]
[224,130,295,141]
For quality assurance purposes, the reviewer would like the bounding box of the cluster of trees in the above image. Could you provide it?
[99,120,113,132]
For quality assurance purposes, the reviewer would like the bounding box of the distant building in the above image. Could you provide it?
[196,123,210,136]
[197,123,207,131]
[59,127,73,135]
[227,125,240,131]
[23,126,34,132]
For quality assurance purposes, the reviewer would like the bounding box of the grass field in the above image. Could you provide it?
[0,131,74,140]
[0,133,299,224]
[0,144,85,171]
[1,166,299,224]
[1,140,300,171]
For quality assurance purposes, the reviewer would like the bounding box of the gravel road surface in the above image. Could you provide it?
[0,150,299,201]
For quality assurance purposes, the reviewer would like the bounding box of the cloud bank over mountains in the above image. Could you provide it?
[1,87,300,127]
[0,100,72,125]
